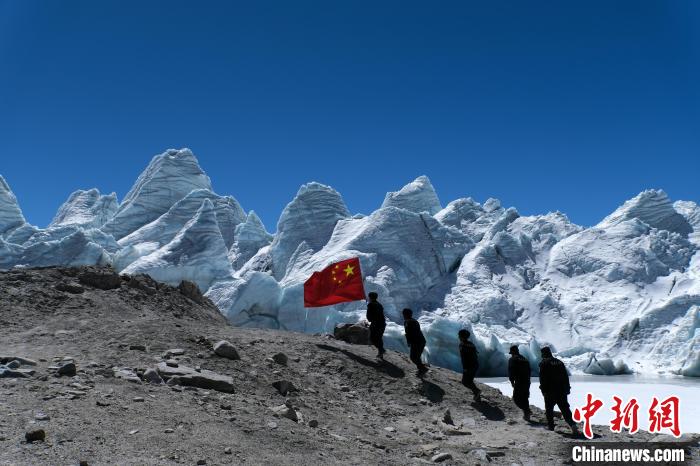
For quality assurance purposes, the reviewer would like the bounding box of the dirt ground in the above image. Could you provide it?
[1,267,697,465]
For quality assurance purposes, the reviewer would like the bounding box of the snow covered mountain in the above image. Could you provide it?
[2,149,698,378]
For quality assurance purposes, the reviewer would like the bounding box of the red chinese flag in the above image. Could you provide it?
[304,257,366,307]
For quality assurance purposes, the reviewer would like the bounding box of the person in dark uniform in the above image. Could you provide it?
[402,308,428,375]
[508,345,531,420]
[458,329,481,401]
[366,292,386,359]
[538,346,580,434]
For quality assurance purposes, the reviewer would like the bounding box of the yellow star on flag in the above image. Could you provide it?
[343,264,355,277]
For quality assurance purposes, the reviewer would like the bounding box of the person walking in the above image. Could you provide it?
[458,329,481,402]
[366,292,386,359]
[508,345,532,420]
[402,308,428,376]
[539,346,580,434]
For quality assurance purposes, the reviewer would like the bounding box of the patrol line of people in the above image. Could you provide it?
[366,292,580,435]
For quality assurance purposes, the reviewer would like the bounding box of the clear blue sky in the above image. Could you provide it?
[1,1,698,231]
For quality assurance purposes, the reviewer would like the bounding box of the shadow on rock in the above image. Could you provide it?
[470,400,505,421]
[419,380,445,403]
[316,344,405,378]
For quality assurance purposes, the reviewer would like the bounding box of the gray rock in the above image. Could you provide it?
[156,362,234,393]
[142,368,163,384]
[164,348,185,357]
[213,341,240,360]
[125,274,158,295]
[129,344,146,351]
[0,367,31,378]
[272,380,297,396]
[431,452,453,463]
[469,449,488,461]
[34,412,50,421]
[178,280,206,304]
[224,447,232,454]
[25,429,46,442]
[57,362,77,377]
[333,322,370,345]
[270,403,299,422]
[196,460,206,465]
[55,282,84,294]
[78,269,121,290]
[6,360,20,369]
[0,356,37,366]
[271,353,288,366]
[113,368,142,384]
[308,419,319,428]
[443,409,454,425]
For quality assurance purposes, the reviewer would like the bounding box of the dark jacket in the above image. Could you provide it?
[538,356,571,395]
[366,301,385,325]
[508,354,531,385]
[404,318,426,347]
[459,340,479,370]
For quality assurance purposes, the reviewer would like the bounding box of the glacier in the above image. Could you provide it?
[1,148,698,378]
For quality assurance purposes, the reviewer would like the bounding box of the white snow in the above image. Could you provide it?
[0,175,26,237]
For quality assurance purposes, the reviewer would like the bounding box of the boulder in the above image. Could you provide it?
[0,356,37,366]
[178,280,206,304]
[272,380,298,396]
[142,368,163,384]
[124,274,158,295]
[270,403,299,422]
[333,322,370,345]
[271,353,288,366]
[431,452,453,463]
[25,429,45,442]
[213,341,240,360]
[156,362,234,393]
[57,362,77,377]
[113,367,142,384]
[55,282,85,294]
[78,269,121,290]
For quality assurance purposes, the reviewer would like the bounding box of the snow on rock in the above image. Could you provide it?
[0,175,27,237]
[228,211,273,271]
[598,189,693,236]
[50,189,118,229]
[381,175,442,215]
[269,182,350,279]
[102,149,212,240]
[122,199,232,292]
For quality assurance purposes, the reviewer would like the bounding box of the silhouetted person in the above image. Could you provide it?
[539,346,579,434]
[458,329,481,401]
[366,292,386,359]
[402,308,428,375]
[508,345,531,420]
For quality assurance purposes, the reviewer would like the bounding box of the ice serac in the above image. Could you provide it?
[102,149,212,240]
[228,211,273,270]
[122,199,233,292]
[0,175,27,237]
[381,175,442,215]
[598,189,693,236]
[217,206,473,333]
[269,182,350,279]
[50,189,118,229]
[115,189,245,270]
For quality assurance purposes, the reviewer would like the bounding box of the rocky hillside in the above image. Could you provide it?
[2,267,697,465]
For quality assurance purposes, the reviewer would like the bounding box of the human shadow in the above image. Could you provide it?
[470,400,506,421]
[315,344,405,379]
[420,380,445,403]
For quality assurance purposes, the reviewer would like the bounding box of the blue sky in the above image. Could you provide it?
[1,1,698,231]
